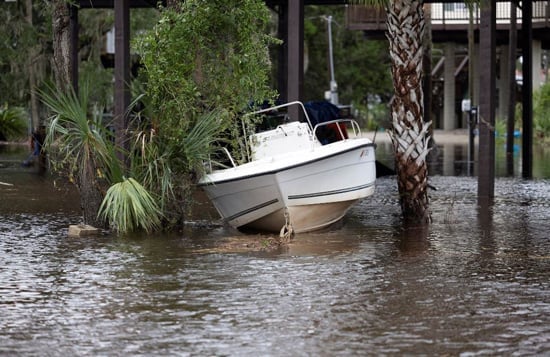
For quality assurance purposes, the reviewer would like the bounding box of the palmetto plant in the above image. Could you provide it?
[40,82,162,233]
[354,0,431,224]
[98,177,162,234]
[41,82,117,228]
[129,107,225,224]
[41,83,122,183]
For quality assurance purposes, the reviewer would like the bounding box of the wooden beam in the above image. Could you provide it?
[506,1,517,176]
[522,0,533,179]
[286,0,304,120]
[277,3,288,101]
[478,0,496,202]
[114,0,130,161]
[78,0,163,8]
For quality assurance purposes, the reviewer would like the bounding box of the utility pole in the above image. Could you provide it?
[325,15,339,105]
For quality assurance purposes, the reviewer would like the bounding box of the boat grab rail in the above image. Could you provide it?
[241,101,314,162]
[312,118,362,141]
[221,147,237,168]
[206,147,237,172]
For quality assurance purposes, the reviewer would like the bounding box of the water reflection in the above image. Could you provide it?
[394,224,430,257]
[375,134,550,178]
[1,143,550,355]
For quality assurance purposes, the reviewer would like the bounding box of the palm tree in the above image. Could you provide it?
[40,82,164,234]
[51,0,73,93]
[354,0,431,224]
[40,82,119,228]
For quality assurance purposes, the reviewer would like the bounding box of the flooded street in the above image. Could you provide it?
[1,140,549,355]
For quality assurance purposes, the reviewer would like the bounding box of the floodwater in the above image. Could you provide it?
[1,141,549,356]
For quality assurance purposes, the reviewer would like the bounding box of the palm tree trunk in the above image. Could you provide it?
[51,0,72,92]
[78,160,106,228]
[51,1,105,227]
[25,0,40,131]
[385,0,431,224]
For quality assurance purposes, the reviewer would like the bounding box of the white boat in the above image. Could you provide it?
[198,101,376,234]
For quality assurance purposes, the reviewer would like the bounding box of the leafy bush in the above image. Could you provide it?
[134,0,278,159]
[0,104,28,141]
[533,82,550,140]
[132,0,279,225]
[494,118,506,141]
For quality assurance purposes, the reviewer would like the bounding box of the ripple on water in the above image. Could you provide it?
[1,176,549,355]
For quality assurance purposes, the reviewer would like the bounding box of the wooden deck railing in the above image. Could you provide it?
[346,2,550,31]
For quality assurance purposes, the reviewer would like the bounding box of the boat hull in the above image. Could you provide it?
[200,139,376,233]
[243,200,362,234]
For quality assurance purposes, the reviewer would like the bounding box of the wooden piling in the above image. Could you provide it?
[478,0,496,202]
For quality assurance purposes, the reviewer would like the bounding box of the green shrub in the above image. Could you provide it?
[134,0,279,160]
[494,118,506,141]
[0,104,28,141]
[533,82,550,140]
[132,0,279,226]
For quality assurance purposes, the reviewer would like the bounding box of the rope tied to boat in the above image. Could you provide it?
[279,208,294,242]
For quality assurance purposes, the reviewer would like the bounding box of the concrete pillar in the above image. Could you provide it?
[443,43,456,130]
[532,40,542,90]
[498,45,510,121]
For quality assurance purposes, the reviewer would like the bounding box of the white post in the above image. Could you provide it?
[325,15,339,105]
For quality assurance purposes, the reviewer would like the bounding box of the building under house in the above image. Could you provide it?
[347,1,550,130]
[71,0,546,184]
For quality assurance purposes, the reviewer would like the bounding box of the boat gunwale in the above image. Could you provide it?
[198,140,376,187]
